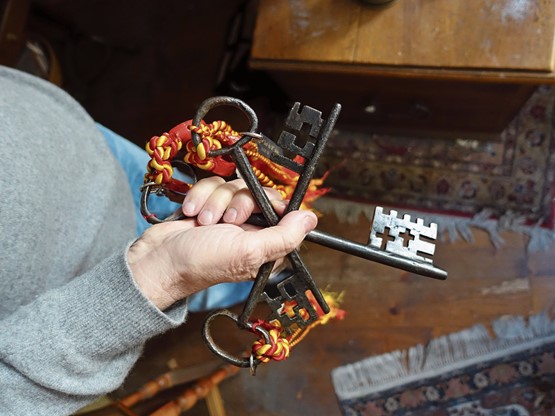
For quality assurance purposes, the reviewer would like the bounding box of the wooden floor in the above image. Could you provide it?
[19,2,554,415]
[114,208,555,416]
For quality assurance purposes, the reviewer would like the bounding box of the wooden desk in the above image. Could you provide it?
[251,0,555,81]
[250,0,555,138]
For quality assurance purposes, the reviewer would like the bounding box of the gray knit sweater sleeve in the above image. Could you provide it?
[0,66,187,415]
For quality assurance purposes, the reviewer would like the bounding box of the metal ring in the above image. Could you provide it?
[202,309,269,370]
[191,96,259,157]
[140,161,196,224]
[206,134,254,157]
[238,131,265,141]
[249,354,257,376]
[140,183,186,224]
[140,183,163,224]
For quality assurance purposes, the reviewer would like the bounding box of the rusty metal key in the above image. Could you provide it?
[247,206,447,281]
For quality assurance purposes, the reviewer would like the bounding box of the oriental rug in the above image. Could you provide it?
[331,312,555,416]
[316,86,555,251]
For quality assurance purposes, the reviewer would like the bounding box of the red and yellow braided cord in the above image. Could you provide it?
[145,133,182,186]
[250,290,346,363]
[144,119,330,210]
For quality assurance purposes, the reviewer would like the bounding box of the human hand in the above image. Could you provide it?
[180,176,285,225]
[128,177,318,310]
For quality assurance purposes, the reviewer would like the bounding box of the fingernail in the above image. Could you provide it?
[198,210,213,225]
[223,207,238,223]
[183,201,195,216]
[303,213,317,233]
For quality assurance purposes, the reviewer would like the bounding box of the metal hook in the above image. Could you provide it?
[202,309,269,373]
[140,183,186,224]
[140,161,197,224]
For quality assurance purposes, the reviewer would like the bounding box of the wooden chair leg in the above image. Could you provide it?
[206,385,226,416]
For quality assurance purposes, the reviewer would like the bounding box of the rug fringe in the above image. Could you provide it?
[314,197,555,252]
[331,311,555,401]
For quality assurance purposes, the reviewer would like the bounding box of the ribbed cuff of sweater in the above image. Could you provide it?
[0,246,187,397]
[83,244,189,352]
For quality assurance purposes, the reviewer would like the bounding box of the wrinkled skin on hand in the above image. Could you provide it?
[128,177,318,310]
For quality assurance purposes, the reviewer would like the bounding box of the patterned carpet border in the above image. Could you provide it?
[318,86,555,229]
[332,312,555,415]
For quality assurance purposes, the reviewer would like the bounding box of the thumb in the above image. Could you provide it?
[253,210,318,262]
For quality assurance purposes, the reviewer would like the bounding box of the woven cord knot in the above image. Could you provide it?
[145,133,183,185]
[186,122,239,176]
[251,321,291,363]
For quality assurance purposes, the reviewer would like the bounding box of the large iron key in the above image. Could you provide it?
[196,98,342,370]
[247,206,447,281]
[228,101,342,329]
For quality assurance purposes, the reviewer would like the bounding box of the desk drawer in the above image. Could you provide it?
[267,70,535,140]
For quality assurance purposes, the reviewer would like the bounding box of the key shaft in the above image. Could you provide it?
[247,214,447,280]
[305,229,447,280]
